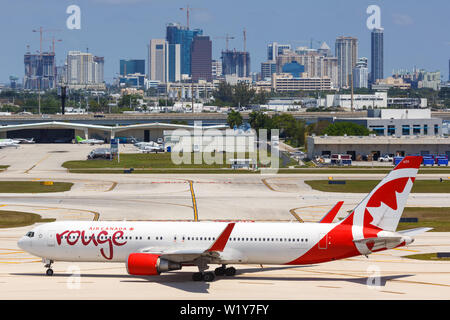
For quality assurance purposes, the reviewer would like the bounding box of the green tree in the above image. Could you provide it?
[248,111,273,132]
[306,120,332,135]
[232,82,255,108]
[251,90,269,105]
[227,109,243,128]
[212,82,233,106]
[322,122,371,136]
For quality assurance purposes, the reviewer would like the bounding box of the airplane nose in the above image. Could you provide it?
[17,237,29,250]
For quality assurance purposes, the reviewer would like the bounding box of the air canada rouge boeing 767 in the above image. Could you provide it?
[18,156,431,282]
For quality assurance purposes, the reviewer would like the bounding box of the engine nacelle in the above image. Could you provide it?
[126,253,181,276]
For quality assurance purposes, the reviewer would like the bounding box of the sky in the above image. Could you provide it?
[0,0,449,84]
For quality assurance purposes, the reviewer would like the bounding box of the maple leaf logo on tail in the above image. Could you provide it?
[341,156,422,235]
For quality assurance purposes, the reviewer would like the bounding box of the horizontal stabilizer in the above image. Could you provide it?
[353,236,405,252]
[353,236,402,245]
[398,227,433,237]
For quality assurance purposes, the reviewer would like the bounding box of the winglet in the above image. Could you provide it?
[207,223,235,252]
[319,201,344,223]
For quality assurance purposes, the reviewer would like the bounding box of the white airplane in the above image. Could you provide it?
[18,156,431,282]
[16,138,35,144]
[76,136,104,145]
[134,141,164,153]
[0,139,20,148]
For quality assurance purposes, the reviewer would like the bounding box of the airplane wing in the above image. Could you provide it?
[137,223,236,263]
[319,201,344,223]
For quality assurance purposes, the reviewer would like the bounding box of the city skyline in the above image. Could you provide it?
[0,0,449,84]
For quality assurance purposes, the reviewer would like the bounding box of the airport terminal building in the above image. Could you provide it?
[321,109,443,137]
[307,135,450,160]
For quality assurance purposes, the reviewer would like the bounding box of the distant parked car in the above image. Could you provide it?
[378,154,394,162]
[88,148,112,160]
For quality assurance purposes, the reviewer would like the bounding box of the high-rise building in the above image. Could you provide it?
[353,57,369,88]
[221,50,250,77]
[275,49,338,88]
[191,36,212,82]
[267,42,291,61]
[23,51,55,90]
[149,39,169,82]
[317,42,332,57]
[371,28,384,84]
[93,56,104,84]
[66,51,104,89]
[166,23,203,76]
[261,61,277,80]
[335,36,358,88]
[168,44,181,82]
[120,59,145,76]
[211,60,222,79]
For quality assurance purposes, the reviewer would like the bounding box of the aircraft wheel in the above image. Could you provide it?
[46,269,54,276]
[225,267,236,276]
[202,272,215,282]
[214,267,226,276]
[192,272,203,281]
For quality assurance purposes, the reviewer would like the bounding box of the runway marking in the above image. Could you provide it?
[187,180,198,222]
[0,204,100,222]
[393,248,420,252]
[238,281,274,285]
[0,260,41,264]
[0,251,24,255]
[288,208,304,222]
[381,290,405,295]
[106,182,118,192]
[261,179,276,192]
[295,268,450,288]
[24,154,51,174]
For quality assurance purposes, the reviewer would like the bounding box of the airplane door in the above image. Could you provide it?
[318,233,328,250]
[47,231,56,247]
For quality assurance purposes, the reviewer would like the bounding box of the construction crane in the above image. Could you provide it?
[32,27,61,54]
[179,5,201,30]
[243,28,247,52]
[214,34,235,51]
[31,27,61,115]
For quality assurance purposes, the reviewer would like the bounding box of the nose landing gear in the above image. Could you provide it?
[43,258,54,276]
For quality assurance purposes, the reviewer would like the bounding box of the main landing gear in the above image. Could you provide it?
[192,265,236,282]
[43,258,54,276]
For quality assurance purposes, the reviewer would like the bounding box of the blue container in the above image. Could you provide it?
[423,157,435,166]
[437,158,448,166]
[166,146,171,153]
[394,157,404,166]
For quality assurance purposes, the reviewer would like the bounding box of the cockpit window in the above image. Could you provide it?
[25,232,34,238]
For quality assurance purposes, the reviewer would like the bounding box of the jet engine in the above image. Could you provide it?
[126,253,181,276]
